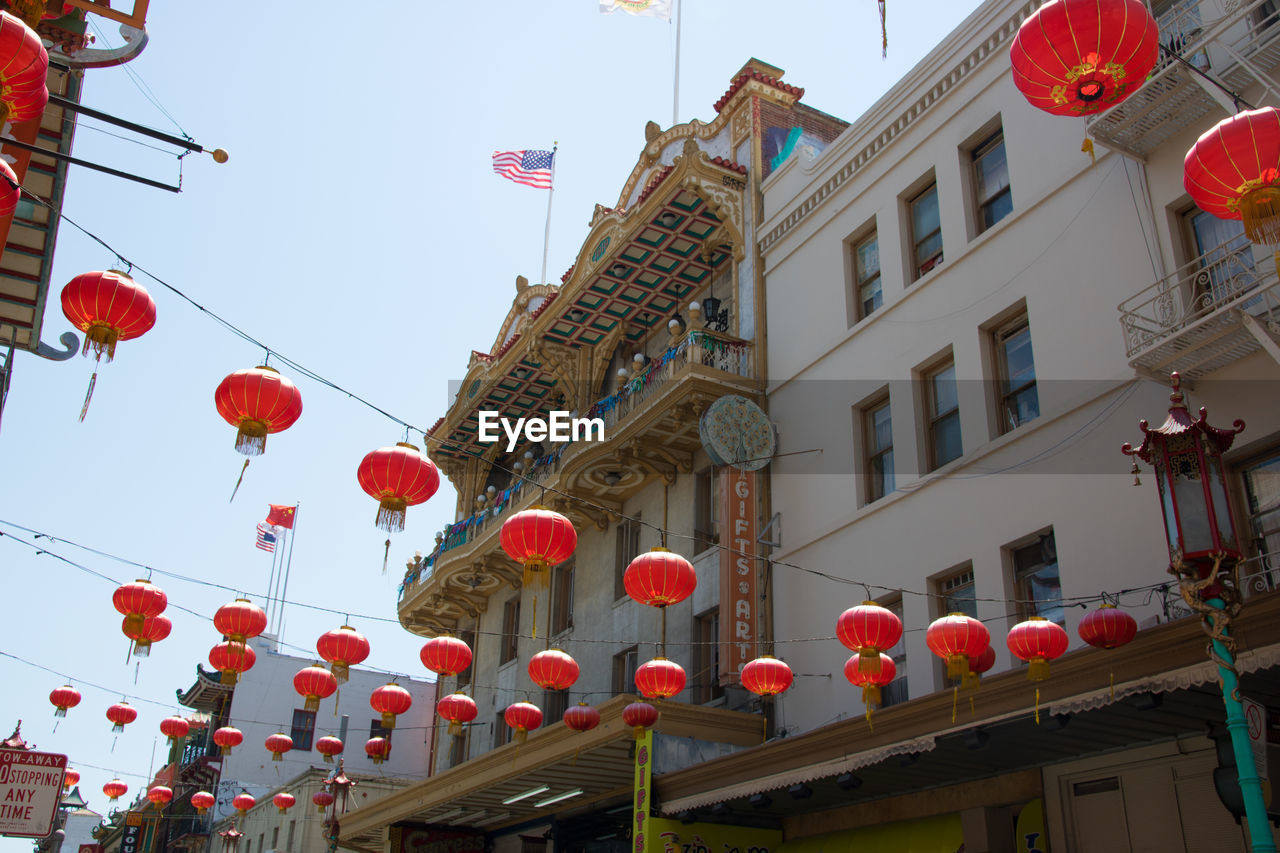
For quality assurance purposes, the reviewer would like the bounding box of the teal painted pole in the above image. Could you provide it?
[1207,597,1276,853]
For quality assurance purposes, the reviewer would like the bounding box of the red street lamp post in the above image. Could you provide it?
[1123,373,1272,853]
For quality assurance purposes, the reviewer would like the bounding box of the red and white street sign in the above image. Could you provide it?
[0,749,67,838]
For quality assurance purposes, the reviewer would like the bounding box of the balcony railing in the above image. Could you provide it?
[1118,237,1280,377]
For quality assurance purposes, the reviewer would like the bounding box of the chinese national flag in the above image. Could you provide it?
[265,504,296,529]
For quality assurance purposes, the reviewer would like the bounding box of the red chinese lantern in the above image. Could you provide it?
[740,655,794,697]
[843,652,897,717]
[501,506,577,585]
[527,649,579,691]
[146,786,173,809]
[112,579,167,642]
[214,599,268,644]
[1184,107,1280,248]
[159,716,189,745]
[503,702,543,744]
[635,657,686,700]
[106,701,136,733]
[273,793,295,814]
[315,736,344,763]
[208,640,257,685]
[62,769,79,789]
[622,701,659,740]
[0,159,17,221]
[102,779,128,802]
[293,665,338,712]
[123,614,171,657]
[191,791,215,814]
[49,685,80,718]
[420,635,472,677]
[232,792,256,816]
[0,12,48,124]
[563,703,600,733]
[213,726,244,755]
[437,693,478,737]
[364,736,390,764]
[836,601,903,675]
[357,442,441,532]
[623,548,697,608]
[214,367,304,457]
[316,625,370,683]
[61,271,156,419]
[1009,0,1158,116]
[926,613,990,680]
[265,732,294,761]
[370,684,413,729]
[312,790,334,814]
[1079,603,1138,649]
[1007,617,1070,681]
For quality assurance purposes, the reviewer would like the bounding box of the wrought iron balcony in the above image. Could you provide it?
[1118,237,1280,378]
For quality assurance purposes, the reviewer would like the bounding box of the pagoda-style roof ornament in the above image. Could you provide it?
[2,720,30,750]
[1122,372,1245,463]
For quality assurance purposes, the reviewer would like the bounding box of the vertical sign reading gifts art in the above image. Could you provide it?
[718,467,757,684]
[632,729,653,852]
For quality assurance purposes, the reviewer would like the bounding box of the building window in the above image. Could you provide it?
[494,712,511,749]
[1242,449,1280,590]
[551,559,574,636]
[370,719,392,743]
[910,182,943,279]
[456,628,476,689]
[613,646,639,694]
[615,514,642,598]
[693,608,725,704]
[289,709,315,752]
[272,827,279,850]
[543,690,568,724]
[500,598,520,665]
[286,821,295,853]
[695,469,719,553]
[994,314,1039,432]
[879,596,909,707]
[1182,206,1254,305]
[1012,531,1062,624]
[864,396,894,502]
[936,567,977,618]
[448,726,470,768]
[972,130,1012,232]
[927,359,962,469]
[853,230,882,320]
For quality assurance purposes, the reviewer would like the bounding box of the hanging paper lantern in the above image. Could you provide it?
[315,736,344,763]
[232,792,256,816]
[357,443,441,532]
[1007,617,1070,681]
[419,635,472,677]
[123,614,171,657]
[316,625,370,683]
[503,702,543,744]
[146,786,173,809]
[622,701,659,740]
[364,736,390,765]
[527,649,580,691]
[836,601,903,675]
[437,693,478,737]
[213,726,244,755]
[1079,603,1138,649]
[964,644,997,690]
[61,272,157,362]
[208,640,257,685]
[62,769,79,789]
[214,599,268,644]
[293,665,338,713]
[623,548,697,608]
[500,507,577,586]
[159,716,190,745]
[1185,107,1280,247]
[190,791,216,814]
[635,657,686,700]
[112,579,167,640]
[1008,0,1158,116]
[0,12,48,124]
[48,685,80,718]
[926,613,990,680]
[740,655,794,697]
[370,684,413,729]
[102,779,128,802]
[843,652,897,710]
[273,793,295,814]
[312,790,335,814]
[563,703,600,733]
[106,702,136,733]
[265,732,294,762]
[214,367,304,457]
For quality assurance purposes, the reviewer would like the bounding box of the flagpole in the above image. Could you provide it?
[673,0,682,126]
[275,503,300,643]
[540,144,557,285]
[269,529,286,631]
[264,528,281,627]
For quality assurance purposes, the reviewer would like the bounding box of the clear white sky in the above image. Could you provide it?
[0,1,982,846]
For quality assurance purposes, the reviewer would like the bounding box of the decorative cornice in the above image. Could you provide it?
[714,67,804,114]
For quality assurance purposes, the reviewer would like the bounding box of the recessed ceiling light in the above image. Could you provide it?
[500,785,550,805]
[534,788,584,808]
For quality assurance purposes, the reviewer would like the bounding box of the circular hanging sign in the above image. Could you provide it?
[699,395,775,471]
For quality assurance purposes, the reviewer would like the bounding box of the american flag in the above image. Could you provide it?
[492,149,554,189]
[255,522,278,553]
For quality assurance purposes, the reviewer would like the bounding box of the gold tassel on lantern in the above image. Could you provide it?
[376,497,408,533]
[1240,187,1280,246]
[946,654,967,680]
[235,420,268,456]
[861,684,881,728]
[448,720,462,737]
[82,322,122,361]
[1026,657,1051,682]
[8,0,45,26]
[858,649,882,675]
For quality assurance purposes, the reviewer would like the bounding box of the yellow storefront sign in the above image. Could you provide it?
[776,812,964,853]
[644,818,782,852]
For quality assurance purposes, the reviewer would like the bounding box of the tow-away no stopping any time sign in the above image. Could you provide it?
[0,749,68,838]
